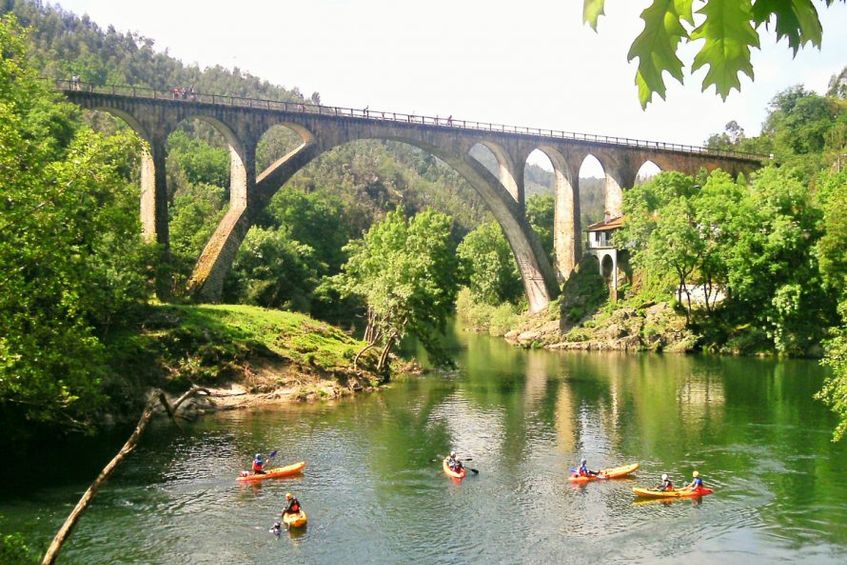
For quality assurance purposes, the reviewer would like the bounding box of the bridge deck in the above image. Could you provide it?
[55,79,765,164]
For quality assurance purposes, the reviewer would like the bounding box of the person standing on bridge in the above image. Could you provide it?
[447,115,453,126]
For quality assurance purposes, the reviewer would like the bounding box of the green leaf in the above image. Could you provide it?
[690,0,760,100]
[750,0,822,54]
[675,0,695,24]
[627,0,690,108]
[583,0,606,30]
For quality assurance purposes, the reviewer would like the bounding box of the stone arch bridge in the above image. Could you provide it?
[59,81,764,313]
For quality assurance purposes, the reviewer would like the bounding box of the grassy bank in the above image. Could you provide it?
[104,303,380,415]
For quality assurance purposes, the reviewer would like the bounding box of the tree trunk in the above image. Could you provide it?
[353,342,376,369]
[677,271,690,325]
[376,335,395,373]
[41,386,206,565]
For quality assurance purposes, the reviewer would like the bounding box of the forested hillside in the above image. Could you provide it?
[0,0,614,322]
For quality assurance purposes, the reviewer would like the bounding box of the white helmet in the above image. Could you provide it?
[450,451,456,458]
[661,473,669,481]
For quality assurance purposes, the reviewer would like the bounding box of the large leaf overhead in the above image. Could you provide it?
[690,0,759,99]
[751,0,823,54]
[582,0,844,107]
[583,0,606,30]
[627,0,694,108]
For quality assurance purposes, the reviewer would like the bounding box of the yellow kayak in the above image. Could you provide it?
[237,461,306,482]
[569,462,639,483]
[282,510,308,528]
[632,486,714,498]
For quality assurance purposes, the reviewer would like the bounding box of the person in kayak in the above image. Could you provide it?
[684,470,703,490]
[446,451,464,473]
[655,473,674,491]
[251,453,266,475]
[282,492,302,518]
[576,458,599,477]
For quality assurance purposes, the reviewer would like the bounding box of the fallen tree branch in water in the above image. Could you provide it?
[40,386,207,565]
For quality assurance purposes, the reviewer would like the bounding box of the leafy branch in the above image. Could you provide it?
[585,0,846,108]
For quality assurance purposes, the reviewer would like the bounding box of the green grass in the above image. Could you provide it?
[104,303,369,393]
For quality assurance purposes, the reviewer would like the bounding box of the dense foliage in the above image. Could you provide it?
[617,167,834,353]
[0,15,153,435]
[335,210,461,371]
[584,0,846,107]
[697,71,847,437]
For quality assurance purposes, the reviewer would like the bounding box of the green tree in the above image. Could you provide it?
[259,189,353,274]
[723,167,831,353]
[166,129,230,188]
[816,169,847,440]
[224,226,320,312]
[168,182,227,291]
[816,169,847,298]
[0,14,152,433]
[335,209,460,371]
[457,221,523,306]
[584,0,847,107]
[817,305,847,441]
[526,194,555,262]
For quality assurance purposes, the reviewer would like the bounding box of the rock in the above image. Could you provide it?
[517,330,540,343]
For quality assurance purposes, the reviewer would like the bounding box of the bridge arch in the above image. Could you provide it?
[525,146,580,282]
[168,115,251,210]
[468,141,520,204]
[634,160,661,185]
[306,134,555,312]
[255,123,315,179]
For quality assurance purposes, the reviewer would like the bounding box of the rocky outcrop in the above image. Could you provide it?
[506,302,699,352]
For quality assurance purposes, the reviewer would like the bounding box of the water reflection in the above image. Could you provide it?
[2,332,846,563]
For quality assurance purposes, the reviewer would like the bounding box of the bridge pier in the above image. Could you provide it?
[187,141,256,301]
[140,137,171,297]
[187,141,320,301]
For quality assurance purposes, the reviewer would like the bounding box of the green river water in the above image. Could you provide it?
[2,330,847,564]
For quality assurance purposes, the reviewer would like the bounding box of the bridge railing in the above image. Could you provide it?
[54,79,767,161]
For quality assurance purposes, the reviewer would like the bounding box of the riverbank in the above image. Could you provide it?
[104,304,383,420]
[505,299,698,352]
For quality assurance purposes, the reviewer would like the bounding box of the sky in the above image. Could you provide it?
[55,0,847,173]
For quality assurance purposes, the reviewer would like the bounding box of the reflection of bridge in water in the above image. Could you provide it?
[58,80,765,311]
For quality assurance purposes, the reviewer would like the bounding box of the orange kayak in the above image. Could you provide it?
[569,462,639,483]
[237,461,306,482]
[632,486,714,498]
[443,458,466,480]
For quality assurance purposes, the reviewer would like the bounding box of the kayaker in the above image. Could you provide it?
[446,451,464,473]
[655,473,674,491]
[576,458,599,477]
[282,492,302,518]
[252,453,266,475]
[684,470,704,490]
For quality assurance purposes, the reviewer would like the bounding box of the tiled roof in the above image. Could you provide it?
[586,215,624,232]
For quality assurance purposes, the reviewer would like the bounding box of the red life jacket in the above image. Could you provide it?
[252,461,264,472]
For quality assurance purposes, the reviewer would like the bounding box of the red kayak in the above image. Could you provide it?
[443,458,466,480]
[237,461,306,482]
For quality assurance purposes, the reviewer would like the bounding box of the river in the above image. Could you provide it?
[2,330,846,564]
